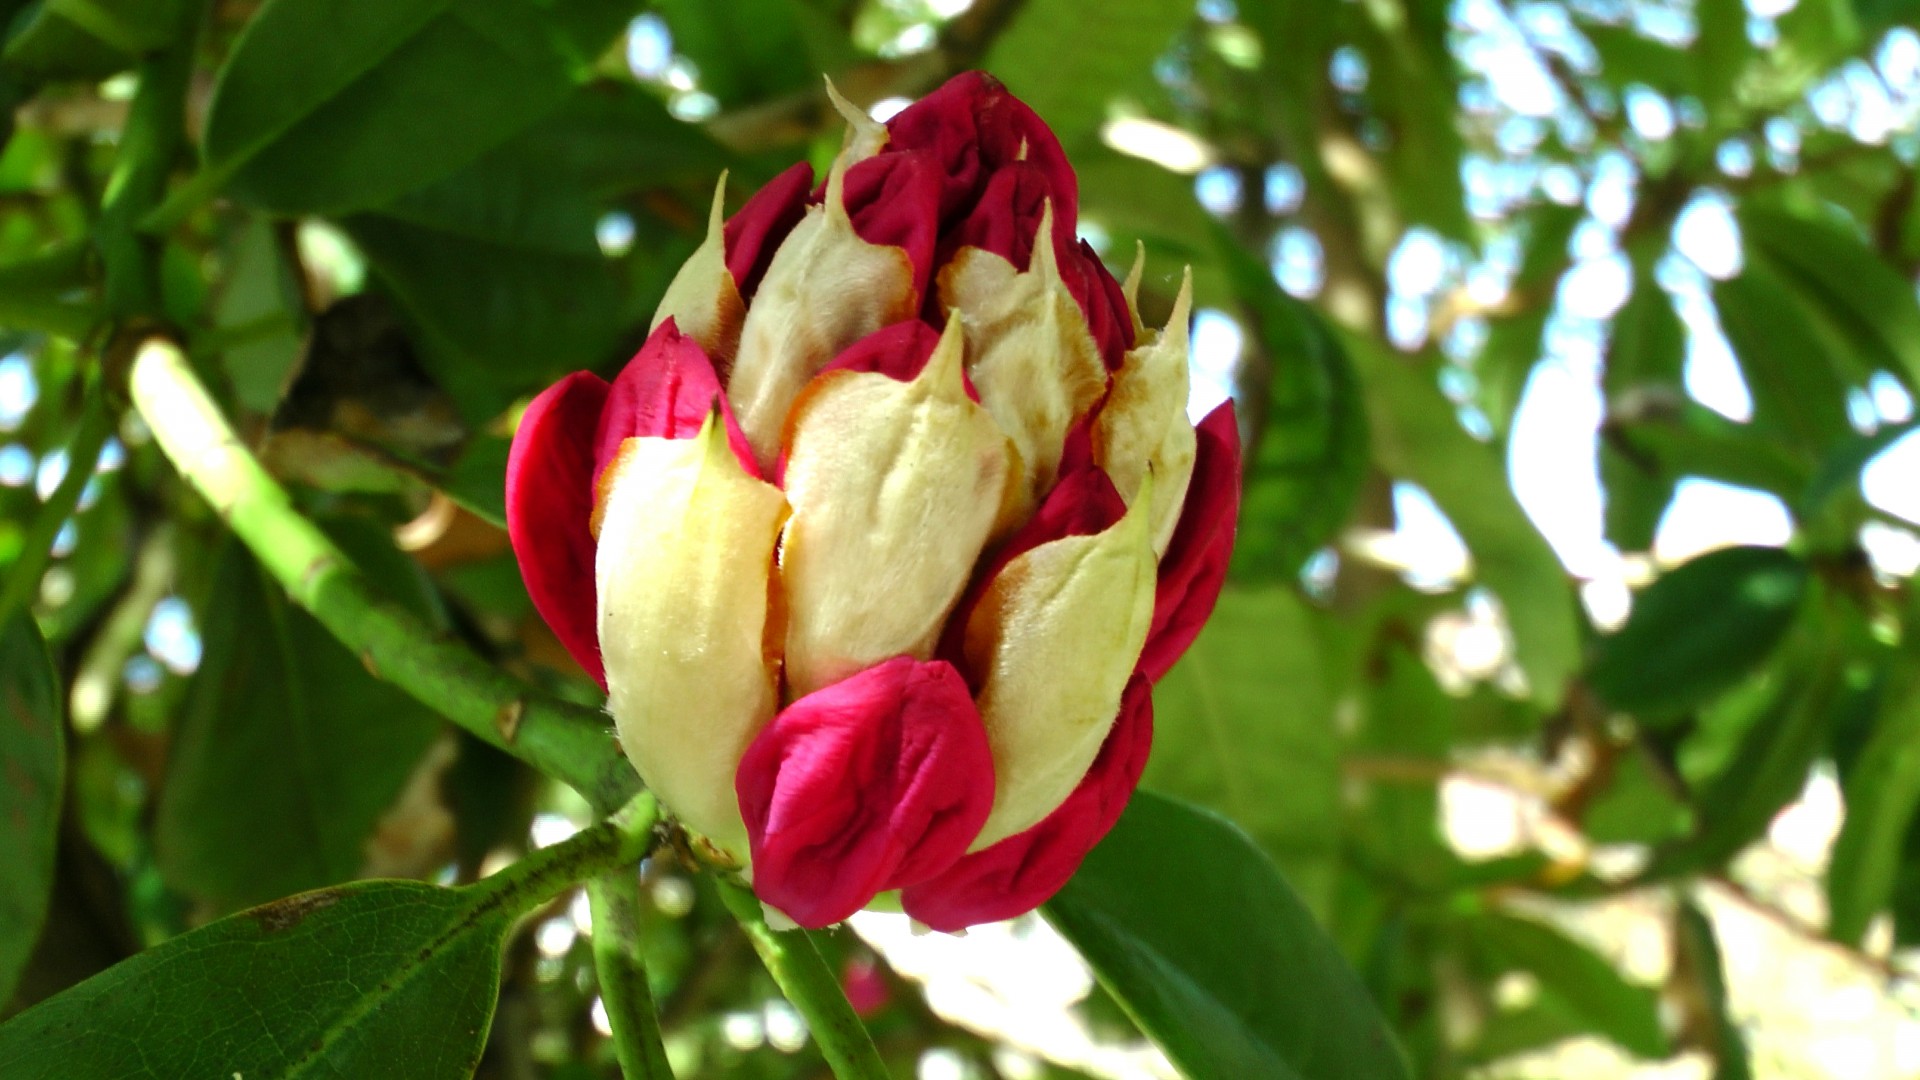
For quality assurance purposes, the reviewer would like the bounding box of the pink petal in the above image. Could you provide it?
[900,674,1153,932]
[593,319,759,485]
[735,657,996,928]
[506,371,611,688]
[725,162,814,301]
[1138,402,1242,682]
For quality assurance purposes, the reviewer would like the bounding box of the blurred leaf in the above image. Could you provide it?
[1583,25,1695,100]
[0,879,522,1078]
[1345,636,1457,886]
[1144,587,1340,914]
[154,532,442,912]
[1463,913,1668,1060]
[1800,420,1917,521]
[1588,546,1809,721]
[1674,899,1752,1080]
[1477,203,1581,433]
[1047,792,1409,1080]
[1829,649,1920,944]
[1649,593,1856,878]
[1581,743,1691,846]
[1853,0,1920,33]
[1599,256,1687,551]
[651,0,815,108]
[1605,400,1811,501]
[1696,0,1754,121]
[1741,201,1920,391]
[1218,226,1368,581]
[0,612,61,1007]
[202,0,583,215]
[1714,265,1856,455]
[0,0,176,83]
[438,434,510,528]
[1351,337,1582,707]
[1358,14,1469,242]
[987,0,1195,144]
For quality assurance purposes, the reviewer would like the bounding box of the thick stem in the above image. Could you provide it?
[587,871,676,1079]
[715,878,890,1080]
[0,390,113,626]
[127,336,641,814]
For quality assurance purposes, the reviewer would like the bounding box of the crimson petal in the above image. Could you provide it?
[593,319,759,486]
[1137,402,1241,682]
[506,371,611,688]
[900,674,1152,932]
[735,657,996,928]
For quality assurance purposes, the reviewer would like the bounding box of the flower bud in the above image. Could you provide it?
[507,72,1241,930]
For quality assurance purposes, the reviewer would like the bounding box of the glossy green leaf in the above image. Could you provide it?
[1588,545,1809,720]
[987,0,1195,144]
[1217,226,1368,582]
[0,880,514,1078]
[201,0,582,215]
[1463,913,1668,1060]
[0,612,62,1007]
[1351,336,1582,707]
[154,534,442,912]
[1046,792,1408,1080]
[1143,587,1340,913]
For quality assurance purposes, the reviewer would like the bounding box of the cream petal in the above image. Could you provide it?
[937,202,1108,514]
[596,415,788,854]
[962,478,1157,849]
[726,160,919,470]
[651,173,747,369]
[779,319,1012,698]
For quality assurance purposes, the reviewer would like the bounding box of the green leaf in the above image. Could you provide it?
[154,534,442,912]
[0,612,62,1007]
[1588,545,1809,721]
[1605,400,1812,501]
[201,0,582,215]
[1143,587,1341,914]
[986,0,1196,144]
[1696,0,1754,121]
[1350,336,1582,707]
[1046,792,1409,1080]
[1463,913,1668,1060]
[1828,651,1920,944]
[438,434,510,528]
[1217,227,1368,582]
[0,879,521,1078]
[1599,256,1687,551]
[1477,204,1582,433]
[1714,259,1857,456]
[1674,899,1752,1080]
[0,0,179,83]
[1740,201,1920,392]
[650,0,815,108]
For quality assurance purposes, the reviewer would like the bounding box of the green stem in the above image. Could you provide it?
[0,390,113,627]
[716,878,890,1080]
[479,792,661,917]
[127,336,641,814]
[587,871,676,1079]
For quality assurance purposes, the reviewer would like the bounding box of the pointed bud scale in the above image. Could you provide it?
[727,153,934,470]
[1095,269,1196,555]
[596,414,788,853]
[958,463,1157,849]
[939,201,1109,513]
[505,72,1242,930]
[651,175,748,368]
[779,318,1012,697]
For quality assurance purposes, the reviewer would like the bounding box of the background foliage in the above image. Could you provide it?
[1,0,1919,1077]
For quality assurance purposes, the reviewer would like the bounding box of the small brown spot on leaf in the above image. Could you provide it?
[249,890,343,933]
[494,698,525,743]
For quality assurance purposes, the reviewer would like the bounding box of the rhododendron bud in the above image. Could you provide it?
[507,72,1241,931]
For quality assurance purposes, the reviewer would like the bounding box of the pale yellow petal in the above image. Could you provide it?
[963,478,1157,849]
[596,416,788,854]
[937,202,1107,514]
[652,173,746,369]
[727,158,919,470]
[779,319,1012,697]
[1095,268,1196,554]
